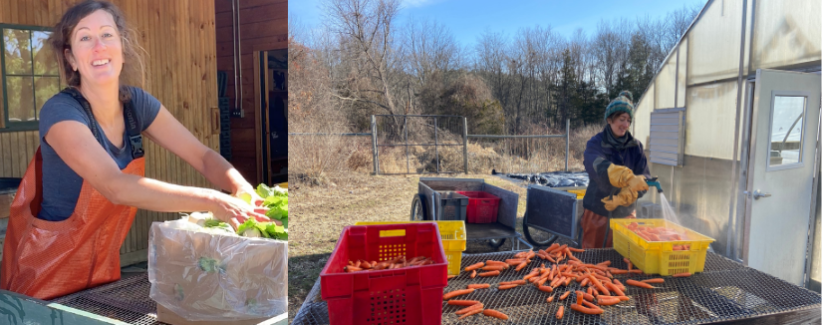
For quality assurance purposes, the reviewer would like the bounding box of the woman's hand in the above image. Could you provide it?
[210,192,271,230]
[234,185,265,207]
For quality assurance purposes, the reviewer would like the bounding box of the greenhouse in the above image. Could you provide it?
[631,0,820,292]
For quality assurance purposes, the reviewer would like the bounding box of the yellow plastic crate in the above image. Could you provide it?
[354,220,466,275]
[567,189,586,199]
[610,219,715,276]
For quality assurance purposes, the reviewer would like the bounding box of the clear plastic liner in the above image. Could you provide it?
[147,212,287,321]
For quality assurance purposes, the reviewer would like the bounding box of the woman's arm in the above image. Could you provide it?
[45,119,266,225]
[583,138,614,192]
[142,106,255,195]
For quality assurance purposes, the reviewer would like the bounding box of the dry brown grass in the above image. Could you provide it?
[325,124,603,177]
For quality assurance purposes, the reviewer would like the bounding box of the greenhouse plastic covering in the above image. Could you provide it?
[147,214,288,321]
[654,53,677,109]
[687,0,745,85]
[751,0,821,71]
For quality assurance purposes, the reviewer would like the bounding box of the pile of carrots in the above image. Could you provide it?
[343,256,435,272]
[441,243,692,321]
[625,223,692,249]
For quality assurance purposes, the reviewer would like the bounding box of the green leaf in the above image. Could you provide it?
[265,223,288,240]
[256,184,273,199]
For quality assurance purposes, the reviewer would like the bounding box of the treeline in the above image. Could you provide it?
[289,0,701,137]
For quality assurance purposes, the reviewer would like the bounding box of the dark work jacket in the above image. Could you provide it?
[582,130,651,218]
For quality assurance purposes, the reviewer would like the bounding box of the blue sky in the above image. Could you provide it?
[290,0,706,44]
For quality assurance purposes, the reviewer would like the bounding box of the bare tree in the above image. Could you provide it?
[323,0,404,134]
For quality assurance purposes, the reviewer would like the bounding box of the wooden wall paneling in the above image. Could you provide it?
[2,134,11,176]
[13,133,22,177]
[253,51,261,184]
[0,133,4,173]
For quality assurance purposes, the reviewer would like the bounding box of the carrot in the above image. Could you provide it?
[570,303,604,315]
[471,270,477,279]
[486,260,508,267]
[458,308,483,320]
[448,300,481,306]
[538,286,553,293]
[582,300,601,310]
[605,282,626,296]
[464,262,484,272]
[576,290,594,302]
[626,279,657,289]
[560,291,571,300]
[546,293,555,302]
[597,296,622,306]
[568,247,585,253]
[673,272,692,277]
[345,266,363,272]
[589,275,610,295]
[455,303,484,315]
[479,270,500,277]
[576,292,583,305]
[614,279,627,291]
[481,265,506,271]
[443,289,475,300]
[467,284,490,289]
[610,269,628,275]
[361,260,372,269]
[556,305,565,319]
[641,278,665,284]
[447,275,457,279]
[515,261,528,272]
[498,284,518,290]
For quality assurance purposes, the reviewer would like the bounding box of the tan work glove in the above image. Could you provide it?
[607,164,649,193]
[601,187,638,211]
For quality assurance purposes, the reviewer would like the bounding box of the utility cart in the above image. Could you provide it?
[410,177,532,251]
[521,184,586,247]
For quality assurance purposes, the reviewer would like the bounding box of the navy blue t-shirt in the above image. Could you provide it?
[37,87,161,221]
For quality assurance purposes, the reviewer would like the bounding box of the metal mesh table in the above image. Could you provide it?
[49,273,166,325]
[292,250,821,325]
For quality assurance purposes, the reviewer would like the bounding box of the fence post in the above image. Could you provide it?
[565,118,570,172]
[405,116,410,174]
[371,115,379,175]
[463,117,468,174]
[434,117,440,174]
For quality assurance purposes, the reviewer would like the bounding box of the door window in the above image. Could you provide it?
[767,94,806,169]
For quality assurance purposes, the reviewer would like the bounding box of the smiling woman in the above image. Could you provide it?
[0,0,272,301]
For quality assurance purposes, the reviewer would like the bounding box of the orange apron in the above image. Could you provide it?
[0,148,144,300]
[1,87,145,300]
[580,209,636,249]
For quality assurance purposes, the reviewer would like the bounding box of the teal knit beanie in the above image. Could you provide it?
[604,93,634,122]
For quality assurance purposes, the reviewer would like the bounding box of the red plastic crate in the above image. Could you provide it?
[458,191,501,224]
[320,223,448,325]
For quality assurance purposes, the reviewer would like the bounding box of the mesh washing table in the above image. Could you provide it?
[292,249,821,325]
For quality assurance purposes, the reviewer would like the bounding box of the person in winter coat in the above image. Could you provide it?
[581,91,651,248]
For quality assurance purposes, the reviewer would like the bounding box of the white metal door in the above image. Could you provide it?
[743,69,821,286]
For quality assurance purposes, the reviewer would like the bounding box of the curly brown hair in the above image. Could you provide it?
[48,0,147,102]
